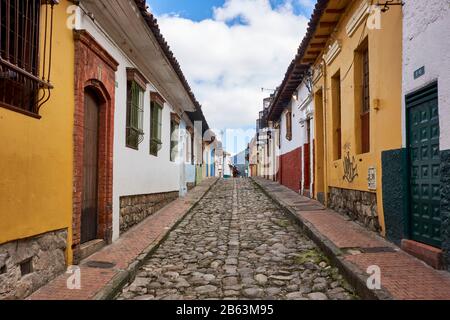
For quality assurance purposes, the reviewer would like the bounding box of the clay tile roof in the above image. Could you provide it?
[267,0,329,121]
[133,0,209,130]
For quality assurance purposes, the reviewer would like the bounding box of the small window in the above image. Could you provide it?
[285,111,292,141]
[150,101,163,156]
[170,113,180,162]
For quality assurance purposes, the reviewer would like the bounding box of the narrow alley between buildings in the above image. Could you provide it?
[117,179,356,300]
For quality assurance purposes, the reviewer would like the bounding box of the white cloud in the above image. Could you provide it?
[156,0,309,132]
[297,0,315,9]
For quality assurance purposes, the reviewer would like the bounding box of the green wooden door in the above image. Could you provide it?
[407,82,441,247]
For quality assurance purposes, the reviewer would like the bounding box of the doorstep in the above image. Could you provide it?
[401,239,444,270]
[252,177,450,300]
[27,178,218,300]
[79,239,106,261]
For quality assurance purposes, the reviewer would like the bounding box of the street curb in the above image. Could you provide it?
[251,178,393,300]
[93,178,220,300]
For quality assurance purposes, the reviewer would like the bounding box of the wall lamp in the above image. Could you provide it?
[376,1,405,13]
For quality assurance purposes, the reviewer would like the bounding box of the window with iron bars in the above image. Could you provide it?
[126,80,145,150]
[0,0,56,118]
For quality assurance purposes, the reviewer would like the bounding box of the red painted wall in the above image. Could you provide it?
[303,143,311,190]
[279,147,302,193]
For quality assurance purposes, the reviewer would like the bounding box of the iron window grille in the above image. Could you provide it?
[0,0,57,118]
[126,80,145,149]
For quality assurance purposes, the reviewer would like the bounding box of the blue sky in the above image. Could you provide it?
[146,0,314,154]
[147,0,314,21]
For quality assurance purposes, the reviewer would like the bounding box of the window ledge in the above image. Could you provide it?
[0,102,41,119]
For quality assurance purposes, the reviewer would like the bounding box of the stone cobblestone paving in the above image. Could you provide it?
[117,179,357,300]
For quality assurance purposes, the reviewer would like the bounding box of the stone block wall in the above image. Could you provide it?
[0,229,67,300]
[120,191,179,233]
[329,187,381,233]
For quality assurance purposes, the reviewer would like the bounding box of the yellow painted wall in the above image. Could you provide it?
[0,1,75,263]
[313,0,403,234]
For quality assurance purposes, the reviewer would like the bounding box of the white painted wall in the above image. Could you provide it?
[280,103,302,156]
[402,0,450,150]
[79,11,189,241]
[277,79,314,192]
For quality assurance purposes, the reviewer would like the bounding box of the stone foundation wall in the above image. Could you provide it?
[329,187,381,233]
[120,191,179,233]
[0,229,67,300]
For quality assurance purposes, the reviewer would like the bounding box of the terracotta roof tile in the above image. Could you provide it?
[133,0,209,129]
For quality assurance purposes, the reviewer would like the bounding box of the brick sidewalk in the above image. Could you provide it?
[253,177,450,300]
[28,178,218,300]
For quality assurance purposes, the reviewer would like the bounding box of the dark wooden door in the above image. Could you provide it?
[407,83,441,247]
[81,91,99,244]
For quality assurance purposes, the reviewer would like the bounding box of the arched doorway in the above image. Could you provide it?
[81,89,100,244]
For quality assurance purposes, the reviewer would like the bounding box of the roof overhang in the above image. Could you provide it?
[79,0,200,113]
[267,0,350,121]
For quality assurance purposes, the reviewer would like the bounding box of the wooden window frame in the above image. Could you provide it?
[125,76,145,150]
[149,92,165,157]
[360,44,370,154]
[354,39,370,155]
[332,71,342,160]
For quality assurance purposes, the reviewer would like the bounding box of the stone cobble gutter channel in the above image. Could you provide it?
[117,179,358,300]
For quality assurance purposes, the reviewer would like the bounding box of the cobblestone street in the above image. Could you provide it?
[118,179,356,300]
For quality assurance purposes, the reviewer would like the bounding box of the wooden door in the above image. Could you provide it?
[81,91,99,244]
[407,82,441,247]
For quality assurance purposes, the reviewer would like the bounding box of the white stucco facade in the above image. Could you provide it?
[402,0,450,150]
[78,7,194,241]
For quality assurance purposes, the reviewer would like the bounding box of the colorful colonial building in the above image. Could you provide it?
[383,0,450,268]
[0,0,75,299]
[298,0,403,235]
[72,0,210,260]
[267,73,315,197]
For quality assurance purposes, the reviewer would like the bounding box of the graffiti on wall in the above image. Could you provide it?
[343,143,358,183]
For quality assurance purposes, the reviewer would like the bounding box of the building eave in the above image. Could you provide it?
[267,0,350,121]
